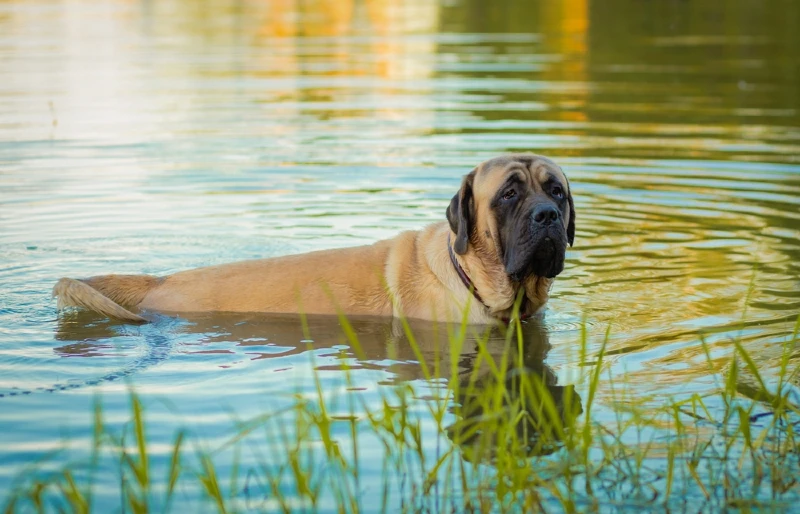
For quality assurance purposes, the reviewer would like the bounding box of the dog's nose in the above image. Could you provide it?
[532,204,560,225]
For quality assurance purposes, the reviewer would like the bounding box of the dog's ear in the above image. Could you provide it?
[446,169,477,255]
[566,178,575,247]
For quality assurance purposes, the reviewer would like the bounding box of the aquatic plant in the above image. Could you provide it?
[3,307,799,513]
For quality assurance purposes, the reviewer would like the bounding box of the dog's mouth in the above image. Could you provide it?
[504,224,567,282]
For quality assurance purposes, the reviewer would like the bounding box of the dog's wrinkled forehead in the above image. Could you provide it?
[473,154,567,196]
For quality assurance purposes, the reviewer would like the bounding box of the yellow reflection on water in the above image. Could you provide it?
[539,0,588,123]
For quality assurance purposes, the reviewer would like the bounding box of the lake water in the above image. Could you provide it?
[1,0,799,511]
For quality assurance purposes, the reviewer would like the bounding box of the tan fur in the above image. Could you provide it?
[53,154,572,324]
[53,278,147,323]
[82,275,163,307]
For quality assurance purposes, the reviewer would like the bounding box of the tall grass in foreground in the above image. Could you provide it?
[4,310,799,513]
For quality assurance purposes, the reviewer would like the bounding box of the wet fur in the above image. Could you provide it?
[53,278,149,323]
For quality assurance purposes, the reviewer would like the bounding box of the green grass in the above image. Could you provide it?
[3,308,799,513]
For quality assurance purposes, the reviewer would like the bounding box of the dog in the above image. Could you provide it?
[53,154,575,324]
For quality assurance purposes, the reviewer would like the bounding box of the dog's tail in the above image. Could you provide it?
[53,275,161,323]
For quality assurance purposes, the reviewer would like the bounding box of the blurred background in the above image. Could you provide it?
[2,0,798,162]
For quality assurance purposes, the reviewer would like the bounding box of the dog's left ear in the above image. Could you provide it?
[566,178,576,247]
[446,168,477,255]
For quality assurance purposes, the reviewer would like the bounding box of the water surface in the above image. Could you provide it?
[1,0,799,510]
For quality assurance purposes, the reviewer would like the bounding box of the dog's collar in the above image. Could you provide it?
[447,233,532,323]
[447,233,489,310]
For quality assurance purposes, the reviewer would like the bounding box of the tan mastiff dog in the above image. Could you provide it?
[53,154,575,324]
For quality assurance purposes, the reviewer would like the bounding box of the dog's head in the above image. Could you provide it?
[446,154,575,285]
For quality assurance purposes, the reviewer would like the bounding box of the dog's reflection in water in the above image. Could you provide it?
[441,322,583,459]
[54,311,581,458]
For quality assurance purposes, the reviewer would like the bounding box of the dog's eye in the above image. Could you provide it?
[551,186,564,199]
[502,189,516,201]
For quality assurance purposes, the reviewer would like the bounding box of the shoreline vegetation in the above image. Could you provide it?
[4,301,799,513]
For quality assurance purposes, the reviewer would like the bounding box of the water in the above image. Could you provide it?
[1,0,799,510]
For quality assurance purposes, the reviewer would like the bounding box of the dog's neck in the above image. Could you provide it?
[447,233,490,309]
[447,233,531,322]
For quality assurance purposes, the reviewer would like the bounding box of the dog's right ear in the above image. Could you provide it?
[446,169,476,255]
